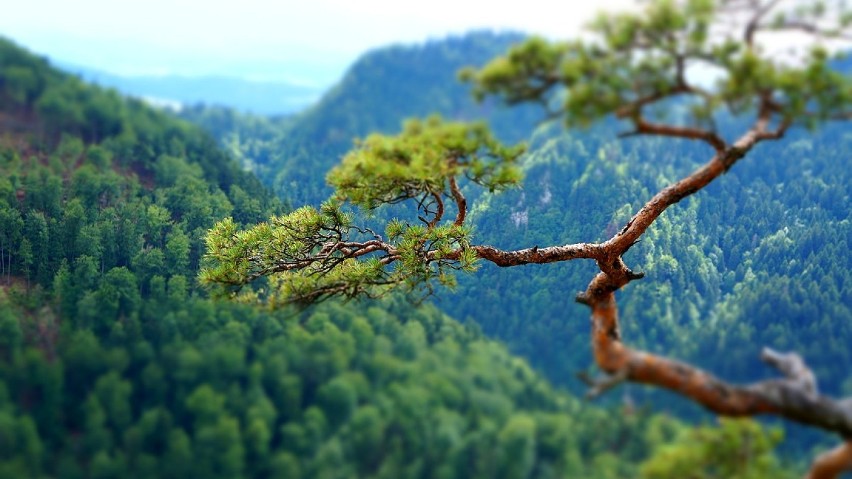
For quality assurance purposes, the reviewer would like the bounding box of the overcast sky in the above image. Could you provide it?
[0,0,635,86]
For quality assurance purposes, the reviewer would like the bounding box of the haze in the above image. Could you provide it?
[1,0,635,88]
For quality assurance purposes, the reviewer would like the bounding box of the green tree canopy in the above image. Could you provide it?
[201,116,524,305]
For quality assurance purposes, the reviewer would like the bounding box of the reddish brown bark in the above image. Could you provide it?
[471,243,601,266]
[448,176,467,227]
[627,118,727,152]
[807,442,852,479]
[584,290,852,437]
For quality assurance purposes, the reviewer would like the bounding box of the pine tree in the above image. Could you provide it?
[201,1,852,475]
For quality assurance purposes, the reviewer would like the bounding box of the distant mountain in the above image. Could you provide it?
[188,31,852,456]
[1,35,709,479]
[61,63,324,114]
[263,31,543,205]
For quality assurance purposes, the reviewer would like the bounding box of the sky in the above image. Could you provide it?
[0,0,636,87]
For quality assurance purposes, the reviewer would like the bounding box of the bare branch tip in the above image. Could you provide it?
[578,370,629,399]
[627,270,645,281]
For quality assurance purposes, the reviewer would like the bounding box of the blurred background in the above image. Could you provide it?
[0,0,634,113]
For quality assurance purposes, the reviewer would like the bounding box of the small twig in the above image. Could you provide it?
[577,369,629,399]
[761,347,818,397]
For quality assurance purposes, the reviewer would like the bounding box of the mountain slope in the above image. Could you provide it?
[0,36,719,478]
[63,63,323,115]
[261,31,542,205]
[194,33,852,455]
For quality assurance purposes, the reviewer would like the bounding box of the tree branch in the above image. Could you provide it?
[807,442,852,479]
[761,21,852,41]
[615,84,714,121]
[470,242,602,267]
[581,291,852,438]
[623,118,727,153]
[448,176,467,226]
[744,0,784,47]
[577,369,628,399]
[244,238,399,283]
[426,191,444,229]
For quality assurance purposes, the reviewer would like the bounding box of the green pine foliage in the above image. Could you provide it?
[463,0,851,130]
[201,116,525,306]
[329,117,524,207]
[639,419,794,479]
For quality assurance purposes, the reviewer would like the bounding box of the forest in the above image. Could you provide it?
[1,0,851,477]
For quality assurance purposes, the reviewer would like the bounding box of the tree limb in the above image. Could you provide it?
[426,191,444,228]
[581,291,852,438]
[625,118,728,152]
[470,242,602,266]
[743,0,784,47]
[807,442,852,479]
[448,176,467,226]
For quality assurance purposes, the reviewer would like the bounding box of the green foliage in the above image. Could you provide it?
[329,116,524,208]
[201,202,394,304]
[200,200,480,306]
[640,419,795,479]
[1,272,701,478]
[464,0,852,131]
[202,116,523,306]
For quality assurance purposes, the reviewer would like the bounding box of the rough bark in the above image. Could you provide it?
[582,291,852,437]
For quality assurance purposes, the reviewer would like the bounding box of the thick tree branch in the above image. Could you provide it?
[581,291,852,438]
[470,242,602,266]
[622,118,728,152]
[605,117,786,257]
[807,442,852,479]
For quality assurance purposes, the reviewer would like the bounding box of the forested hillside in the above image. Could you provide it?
[66,65,322,115]
[0,36,799,478]
[191,31,543,205]
[191,31,851,395]
[454,117,851,394]
[185,31,852,458]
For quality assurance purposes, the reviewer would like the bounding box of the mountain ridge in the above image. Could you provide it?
[0,34,741,479]
[58,61,324,115]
